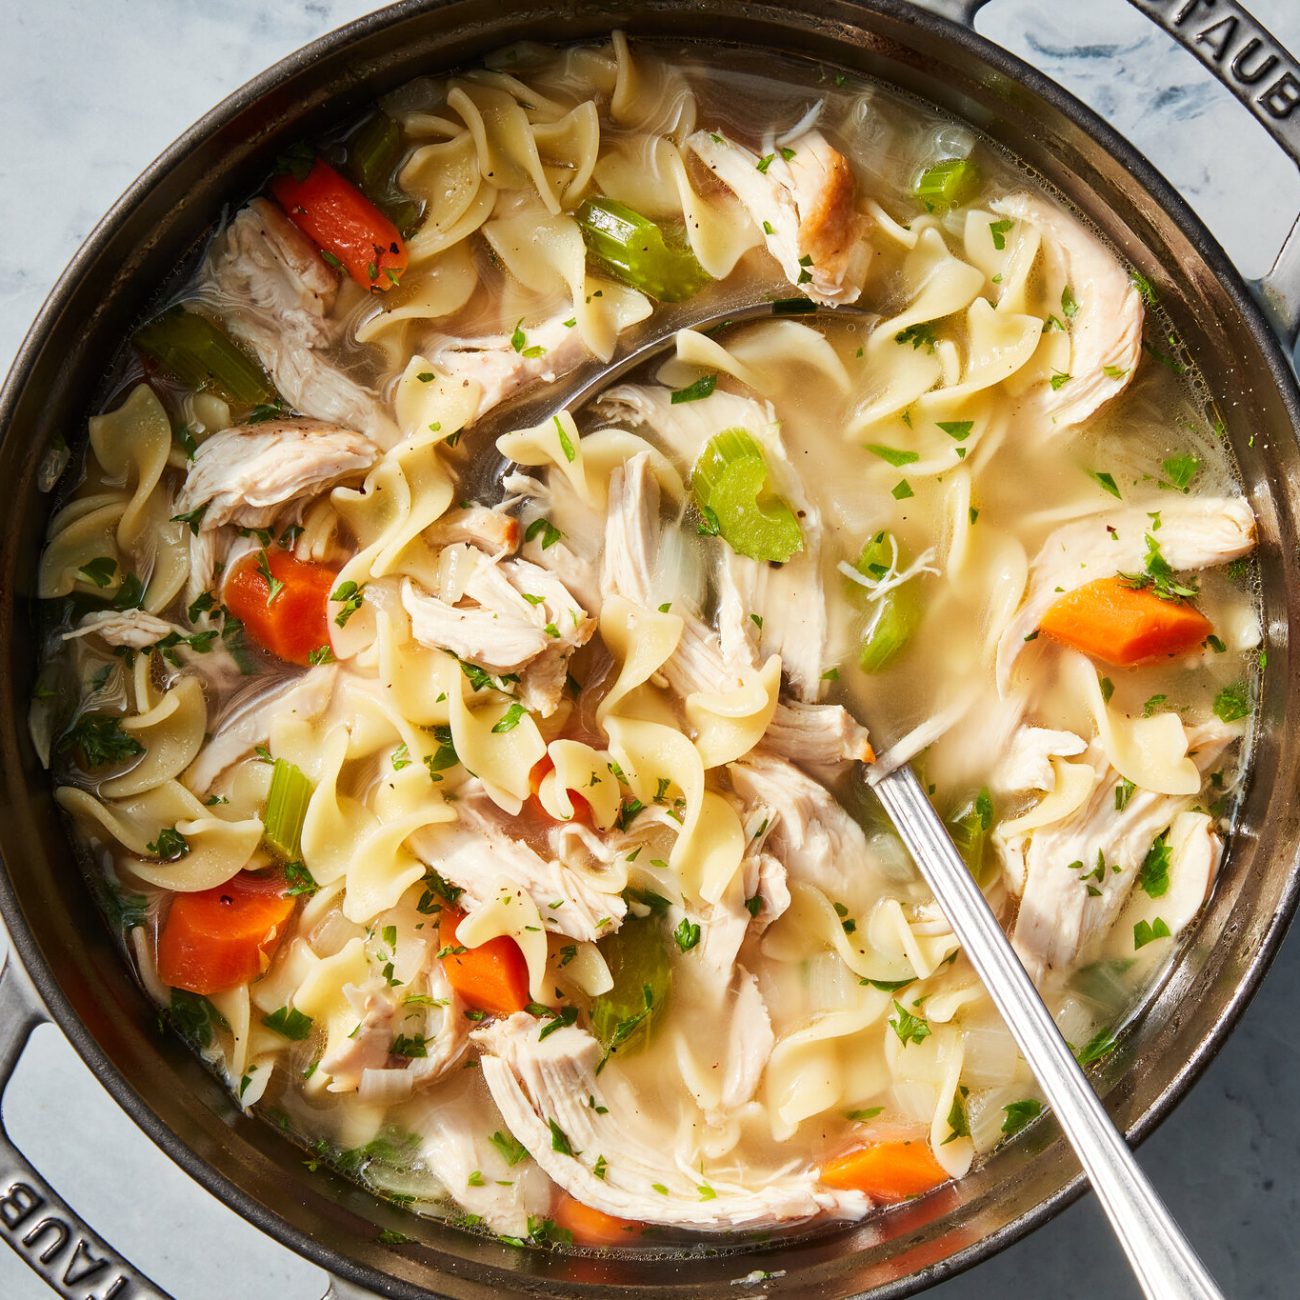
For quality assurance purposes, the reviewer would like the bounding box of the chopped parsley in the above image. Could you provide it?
[490,1130,529,1166]
[170,505,209,536]
[390,1033,429,1058]
[1213,681,1250,723]
[57,714,144,770]
[78,555,117,588]
[491,702,528,734]
[1130,270,1158,305]
[1119,532,1199,602]
[1061,285,1079,319]
[548,1118,575,1156]
[892,479,915,501]
[330,580,366,627]
[284,860,319,897]
[888,999,931,1047]
[262,1006,314,1041]
[553,415,576,463]
[256,549,285,606]
[895,322,938,352]
[941,1087,970,1145]
[1075,1027,1117,1065]
[673,917,701,952]
[1133,917,1172,950]
[1001,1099,1043,1136]
[1159,452,1200,493]
[867,443,919,467]
[937,420,973,441]
[670,374,718,404]
[146,827,190,861]
[524,516,563,550]
[988,218,1013,250]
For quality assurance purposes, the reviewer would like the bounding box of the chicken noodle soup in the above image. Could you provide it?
[32,36,1258,1248]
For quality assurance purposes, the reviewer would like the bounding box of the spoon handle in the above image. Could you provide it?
[871,763,1222,1300]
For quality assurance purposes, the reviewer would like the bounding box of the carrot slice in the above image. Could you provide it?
[157,873,296,995]
[820,1140,950,1201]
[438,906,530,1017]
[222,548,337,667]
[527,755,592,826]
[551,1192,642,1246]
[270,158,408,291]
[1038,575,1212,667]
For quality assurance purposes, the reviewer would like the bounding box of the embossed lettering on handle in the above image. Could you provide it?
[1128,0,1300,167]
[0,944,172,1299]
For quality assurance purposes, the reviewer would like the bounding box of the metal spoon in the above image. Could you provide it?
[465,299,1223,1300]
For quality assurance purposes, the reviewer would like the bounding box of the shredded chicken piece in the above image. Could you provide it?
[402,578,551,675]
[686,128,869,305]
[407,1078,556,1236]
[62,608,177,650]
[997,497,1256,693]
[206,199,397,444]
[319,982,398,1092]
[729,750,876,900]
[1005,721,1236,979]
[351,959,468,1104]
[475,1014,867,1228]
[408,783,624,942]
[182,665,337,794]
[602,452,870,763]
[403,548,592,717]
[426,313,588,422]
[503,468,604,614]
[425,503,520,555]
[992,727,1089,794]
[175,420,377,600]
[992,191,1142,431]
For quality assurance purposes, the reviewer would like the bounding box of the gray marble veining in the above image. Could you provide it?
[1,1,1297,1296]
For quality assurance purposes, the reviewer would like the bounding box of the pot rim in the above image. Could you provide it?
[2,1,1298,1296]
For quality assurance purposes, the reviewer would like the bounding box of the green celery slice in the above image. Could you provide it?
[345,112,421,235]
[576,197,711,302]
[948,788,994,884]
[913,158,982,210]
[853,531,923,673]
[263,758,313,861]
[590,914,671,1062]
[691,428,803,564]
[134,306,276,406]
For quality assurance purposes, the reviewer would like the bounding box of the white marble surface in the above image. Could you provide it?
[1,1,1299,1296]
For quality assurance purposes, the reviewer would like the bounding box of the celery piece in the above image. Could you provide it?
[344,112,421,235]
[948,788,994,884]
[591,915,671,1062]
[690,428,803,564]
[913,158,982,211]
[576,197,711,302]
[263,758,313,861]
[852,532,923,673]
[135,306,276,406]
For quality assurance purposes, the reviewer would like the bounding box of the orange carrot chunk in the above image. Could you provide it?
[1038,575,1213,667]
[820,1140,950,1201]
[551,1192,642,1246]
[527,755,593,826]
[270,158,408,291]
[157,873,296,995]
[438,906,530,1017]
[222,548,338,667]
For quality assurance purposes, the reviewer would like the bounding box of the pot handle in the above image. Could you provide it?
[0,940,172,1300]
[917,0,1300,355]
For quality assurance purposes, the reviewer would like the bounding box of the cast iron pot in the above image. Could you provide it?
[2,2,1299,1297]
